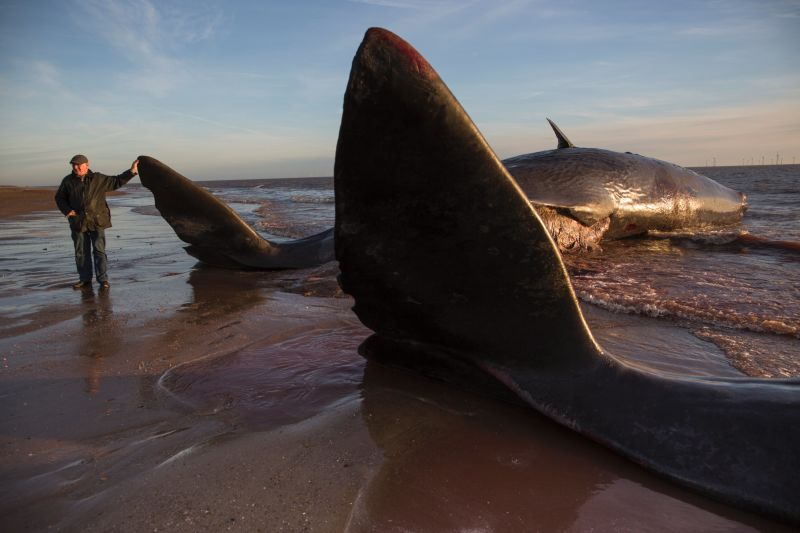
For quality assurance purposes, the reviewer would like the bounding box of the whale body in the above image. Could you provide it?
[504,120,748,251]
[334,27,799,524]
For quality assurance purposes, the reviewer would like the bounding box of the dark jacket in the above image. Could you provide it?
[55,169,134,232]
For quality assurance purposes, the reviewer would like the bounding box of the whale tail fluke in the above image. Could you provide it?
[137,155,274,268]
[334,28,600,372]
[137,155,335,269]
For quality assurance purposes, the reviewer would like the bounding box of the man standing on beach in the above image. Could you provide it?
[55,155,139,290]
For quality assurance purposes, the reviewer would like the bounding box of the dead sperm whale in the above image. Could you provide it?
[504,120,748,251]
[137,155,334,269]
[137,131,748,266]
[334,27,799,524]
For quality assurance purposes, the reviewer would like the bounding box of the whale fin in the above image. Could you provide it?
[546,118,575,149]
[334,28,800,524]
[138,155,334,269]
[335,28,599,371]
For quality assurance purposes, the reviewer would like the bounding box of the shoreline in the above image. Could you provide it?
[0,185,129,219]
[0,186,58,218]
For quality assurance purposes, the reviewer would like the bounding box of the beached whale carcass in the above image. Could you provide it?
[334,27,800,524]
[504,120,748,251]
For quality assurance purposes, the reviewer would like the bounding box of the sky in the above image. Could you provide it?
[1,0,799,185]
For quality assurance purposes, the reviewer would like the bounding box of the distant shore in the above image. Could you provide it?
[0,185,130,219]
[0,186,57,218]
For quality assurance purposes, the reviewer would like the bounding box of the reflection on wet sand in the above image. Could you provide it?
[156,317,795,531]
[160,325,367,429]
[77,289,118,395]
[181,267,265,324]
[347,361,785,532]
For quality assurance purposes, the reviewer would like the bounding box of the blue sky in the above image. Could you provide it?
[1,0,798,185]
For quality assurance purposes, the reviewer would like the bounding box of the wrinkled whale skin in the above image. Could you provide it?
[334,27,800,524]
[137,155,334,269]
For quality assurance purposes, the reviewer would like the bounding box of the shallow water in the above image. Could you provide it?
[564,165,800,377]
[198,166,800,377]
[161,325,367,429]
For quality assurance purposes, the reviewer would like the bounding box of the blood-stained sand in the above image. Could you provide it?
[0,186,793,531]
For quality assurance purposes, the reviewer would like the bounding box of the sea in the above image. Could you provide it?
[194,164,800,380]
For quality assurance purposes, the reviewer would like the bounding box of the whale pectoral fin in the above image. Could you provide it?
[334,28,599,370]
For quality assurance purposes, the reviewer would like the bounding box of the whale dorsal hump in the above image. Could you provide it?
[547,118,575,149]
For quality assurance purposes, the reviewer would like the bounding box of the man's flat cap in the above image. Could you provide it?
[70,154,88,165]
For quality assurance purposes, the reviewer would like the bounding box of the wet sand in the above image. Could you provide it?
[0,187,793,531]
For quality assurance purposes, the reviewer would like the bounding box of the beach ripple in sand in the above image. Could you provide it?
[159,326,368,429]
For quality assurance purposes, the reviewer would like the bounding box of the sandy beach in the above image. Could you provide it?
[0,186,793,532]
[0,186,58,217]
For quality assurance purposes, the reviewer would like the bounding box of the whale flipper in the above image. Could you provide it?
[138,155,334,269]
[334,28,800,524]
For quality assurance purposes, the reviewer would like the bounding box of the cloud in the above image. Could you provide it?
[72,0,224,96]
[1,60,72,106]
[677,22,762,38]
[0,60,63,102]
[30,60,61,88]
[76,0,164,64]
[536,99,800,167]
[158,109,262,135]
[676,0,800,39]
[347,0,462,9]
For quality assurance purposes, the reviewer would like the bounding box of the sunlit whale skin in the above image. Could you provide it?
[504,119,748,249]
[137,155,334,269]
[334,28,800,524]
